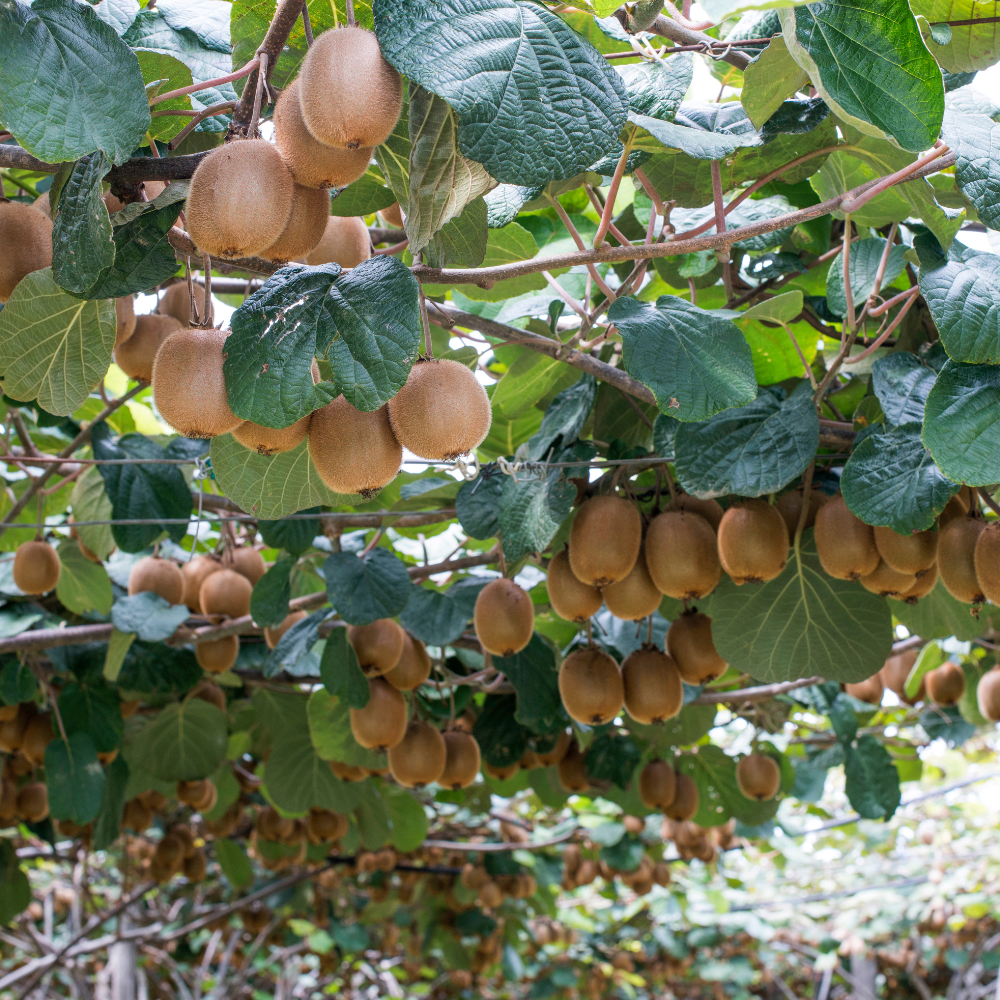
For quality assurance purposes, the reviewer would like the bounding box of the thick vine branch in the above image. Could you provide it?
[692,676,823,706]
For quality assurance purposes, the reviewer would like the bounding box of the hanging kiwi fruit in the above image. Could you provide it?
[350,677,408,750]
[845,673,883,705]
[200,569,253,619]
[638,759,676,810]
[440,731,482,790]
[115,314,183,383]
[736,753,781,801]
[265,610,308,649]
[621,646,682,725]
[938,514,986,604]
[898,563,938,604]
[261,184,330,264]
[859,560,916,598]
[157,282,208,328]
[775,486,829,536]
[645,510,721,600]
[232,415,312,457]
[387,719,446,788]
[12,541,61,595]
[556,739,590,793]
[974,521,1000,605]
[880,648,919,704]
[196,635,240,674]
[224,547,267,586]
[603,545,662,621]
[666,610,727,685]
[558,647,624,726]
[873,525,937,578]
[546,549,603,623]
[129,556,184,605]
[664,771,699,821]
[383,633,432,691]
[717,499,789,585]
[180,556,221,613]
[568,495,642,588]
[474,578,535,657]
[976,667,1000,722]
[924,661,966,706]
[348,619,405,676]
[814,495,880,581]
[0,201,53,302]
[664,493,724,531]
[305,216,372,268]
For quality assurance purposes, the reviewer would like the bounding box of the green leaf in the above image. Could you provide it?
[112,591,187,639]
[630,105,762,160]
[494,633,566,735]
[618,55,692,122]
[611,295,757,422]
[398,581,484,646]
[0,269,115,416]
[0,0,150,164]
[484,186,538,229]
[674,382,819,498]
[741,34,810,130]
[103,629,135,684]
[91,753,128,851]
[479,407,543,459]
[51,153,114,296]
[423,196,488,268]
[266,608,327,678]
[888,579,984,641]
[0,840,31,926]
[330,166,397,217]
[491,352,579,421]
[705,531,894,682]
[307,688,384,768]
[59,680,123,753]
[526,374,597,460]
[250,555,294,630]
[259,510,322,556]
[677,744,780,828]
[56,540,113,616]
[355,788,392,849]
[455,471,503,540]
[942,110,1000,232]
[904,639,947,699]
[117,640,200,695]
[215,838,254,889]
[922,359,1000,485]
[630,703,717,752]
[70,465,116,561]
[843,734,901,820]
[323,548,412,626]
[919,702,976,746]
[319,629,370,710]
[225,257,421,425]
[825,237,907,318]
[498,468,577,563]
[780,0,944,152]
[0,661,37,706]
[841,423,960,533]
[472,693,530,767]
[45,732,106,825]
[700,0,815,16]
[871,351,937,426]
[373,0,628,186]
[911,0,1000,72]
[382,783,429,852]
[585,730,640,790]
[128,700,228,781]
[134,50,193,141]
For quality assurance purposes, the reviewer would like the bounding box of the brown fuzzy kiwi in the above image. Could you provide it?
[176,780,210,806]
[898,562,938,604]
[558,647,624,726]
[664,772,699,821]
[0,704,17,723]
[123,798,153,832]
[0,202,53,302]
[129,556,185,605]
[664,493,724,531]
[546,549,602,623]
[976,667,1000,722]
[308,396,401,497]
[153,833,185,872]
[604,546,662,621]
[974,521,1000,604]
[299,27,402,150]
[474,578,535,657]
[536,730,571,767]
[939,487,973,528]
[440,731,482,790]
[151,327,244,439]
[388,719,447,788]
[938,515,986,604]
[814,494,880,581]
[16,782,49,823]
[383,632,432,690]
[925,661,966,705]
[387,359,492,460]
[200,569,252,619]
[273,79,373,189]
[189,679,227,713]
[0,707,31,753]
[21,714,54,766]
[115,314,183,381]
[304,215,372,268]
[569,495,642,588]
[382,202,404,228]
[183,851,208,882]
[265,610,308,650]
[717,499,789,585]
[186,140,294,258]
[233,415,312,456]
[881,648,919,703]
[181,555,222,613]
[639,759,676,810]
[349,619,405,676]
[34,193,52,218]
[736,753,781,801]
[195,635,240,674]
[329,760,367,782]
[845,673,884,705]
[116,296,136,346]
[666,610,727,685]
[622,646,683,724]
[556,739,590,793]
[484,761,519,781]
[157,282,208,328]
[350,677,408,750]
[775,487,829,536]
[103,181,165,215]
[224,547,267,586]
[860,560,916,598]
[262,184,330,263]
[874,525,938,577]
[13,541,61,595]
[645,511,722,600]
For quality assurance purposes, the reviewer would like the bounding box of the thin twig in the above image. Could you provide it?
[150,60,258,107]
[166,102,237,152]
[301,1,313,45]
[594,130,634,248]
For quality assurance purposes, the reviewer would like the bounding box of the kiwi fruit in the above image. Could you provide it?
[638,759,677,810]
[546,549,602,623]
[645,510,722,600]
[860,560,916,598]
[925,661,966,705]
[224,547,267,586]
[116,295,136,346]
[0,202,53,302]
[664,771,699,821]
[307,809,346,843]
[568,495,642,587]
[128,556,184,605]
[115,314,183,382]
[183,851,208,882]
[874,525,938,577]
[388,719,447,788]
[195,635,240,674]
[485,761,519,781]
[0,707,29,753]
[976,667,1000,722]
[736,753,781,801]
[622,646,683,724]
[845,673,884,705]
[304,215,372,268]
[308,396,401,497]
[387,359,492,461]
[299,27,403,150]
[536,730,571,767]
[151,327,244,439]
[186,140,294,258]
[814,495,880,581]
[717,499,789,585]
[474,578,535,657]
[383,632,432,690]
[273,78,373,189]
[104,181,166,214]
[604,545,663,621]
[21,713,54,765]
[157,282,208,328]
[265,610,308,650]
[974,521,1000,604]
[382,202,404,228]
[558,647,624,726]
[181,555,222,613]
[350,677,408,750]
[233,415,312,456]
[348,619,405,676]
[16,782,49,823]
[33,193,52,218]
[13,540,61,595]
[881,648,919,703]
[667,610,727,685]
[153,833,185,872]
[200,569,252,619]
[123,798,153,832]
[664,493,724,531]
[440,731,482,790]
[0,704,17,723]
[556,739,590,793]
[898,562,938,603]
[329,760,367,782]
[176,779,210,805]
[939,487,973,528]
[775,487,829,536]
[262,183,330,263]
[938,515,986,604]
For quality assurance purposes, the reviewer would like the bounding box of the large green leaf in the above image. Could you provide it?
[135,50,193,141]
[382,783,429,852]
[225,257,421,426]
[888,579,985,641]
[491,352,579,421]
[617,55,692,122]
[92,754,129,851]
[780,0,944,152]
[319,629,370,710]
[705,531,894,683]
[493,634,566,735]
[399,580,485,646]
[128,700,228,781]
[630,102,762,160]
[674,382,819,498]
[56,540,113,616]
[0,0,149,164]
[70,465,116,561]
[611,295,757,422]
[215,838,254,889]
[373,0,628,186]
[871,351,937,426]
[677,745,781,829]
[942,110,1000,231]
[324,548,413,626]
[423,196,489,268]
[0,269,115,416]
[307,689,383,768]
[0,840,31,926]
[250,555,294,630]
[825,237,907,318]
[843,734,901,820]
[498,463,578,563]
[911,0,1000,72]
[58,679,123,753]
[45,733,106,825]
[473,693,530,767]
[741,34,810,130]
[51,153,114,296]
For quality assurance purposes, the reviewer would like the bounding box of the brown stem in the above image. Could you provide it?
[418,277,433,359]
[842,214,856,333]
[249,51,269,138]
[868,285,917,318]
[150,60,258,107]
[594,130,634,248]
[201,253,214,327]
[691,676,823,706]
[301,1,313,44]
[843,288,920,365]
[648,13,751,70]
[711,159,733,300]
[840,145,950,214]
[547,194,616,302]
[979,488,1000,518]
[166,102,236,152]
[633,166,664,219]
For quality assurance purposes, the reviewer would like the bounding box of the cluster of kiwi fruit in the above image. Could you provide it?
[560,831,672,897]
[139,821,209,884]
